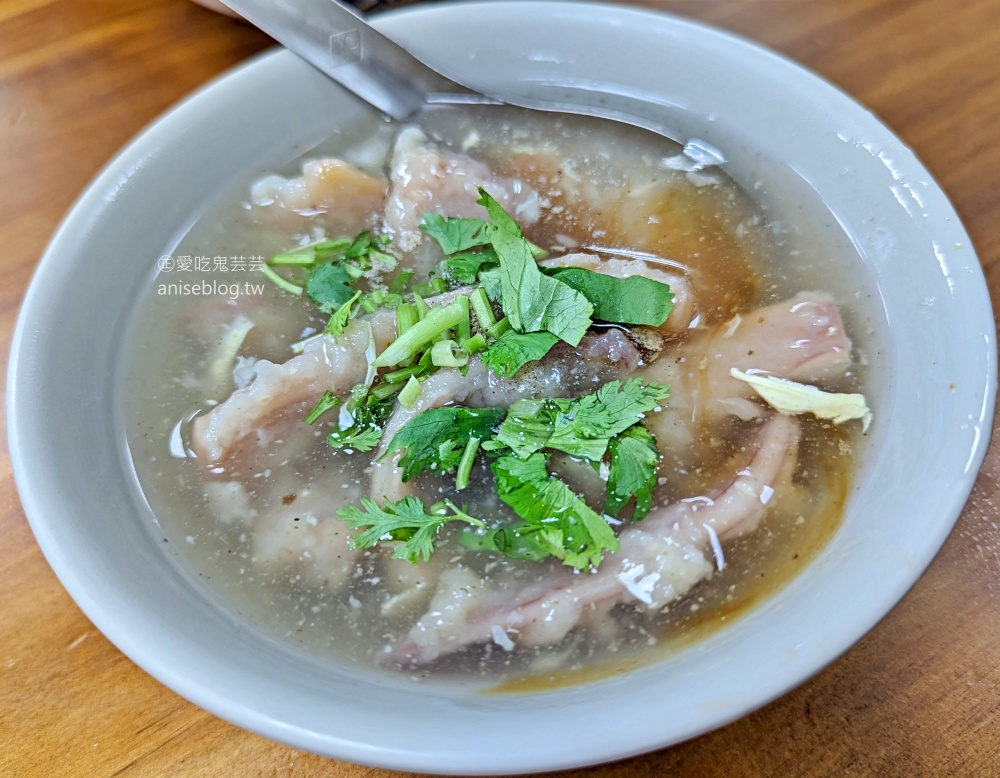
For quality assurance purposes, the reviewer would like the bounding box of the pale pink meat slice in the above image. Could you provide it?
[390,413,800,666]
[643,291,853,450]
[383,128,541,256]
[249,158,388,233]
[190,320,376,465]
[252,488,363,590]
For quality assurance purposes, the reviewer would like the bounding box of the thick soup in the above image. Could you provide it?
[126,109,872,683]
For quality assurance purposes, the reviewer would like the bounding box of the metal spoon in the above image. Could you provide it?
[218,0,685,145]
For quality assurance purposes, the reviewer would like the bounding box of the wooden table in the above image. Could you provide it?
[3,1,999,775]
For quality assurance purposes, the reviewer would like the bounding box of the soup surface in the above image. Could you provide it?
[126,108,874,684]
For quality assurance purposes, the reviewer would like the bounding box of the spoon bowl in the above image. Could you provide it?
[219,0,687,145]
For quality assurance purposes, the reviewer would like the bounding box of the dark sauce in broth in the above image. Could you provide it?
[126,107,871,687]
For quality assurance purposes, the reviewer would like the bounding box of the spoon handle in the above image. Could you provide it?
[220,0,480,120]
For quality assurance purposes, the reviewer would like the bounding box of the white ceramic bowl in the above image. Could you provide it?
[8,2,996,773]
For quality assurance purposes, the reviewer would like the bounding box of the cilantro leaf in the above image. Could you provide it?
[327,397,393,453]
[457,525,553,561]
[481,330,560,378]
[382,406,505,482]
[438,247,499,285]
[324,289,362,339]
[495,378,670,461]
[420,213,492,254]
[343,230,397,268]
[338,497,484,563]
[547,267,675,326]
[477,189,593,346]
[306,262,356,314]
[304,390,343,425]
[546,379,670,460]
[605,426,659,520]
[492,453,619,570]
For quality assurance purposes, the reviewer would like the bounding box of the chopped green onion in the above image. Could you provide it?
[369,249,398,269]
[382,364,428,384]
[455,437,480,491]
[269,251,317,267]
[344,262,367,280]
[431,339,469,368]
[398,375,422,408]
[370,381,404,401]
[388,269,415,294]
[314,237,351,254]
[412,277,448,296]
[372,302,467,368]
[396,303,418,336]
[455,295,472,344]
[461,333,488,355]
[413,293,431,322]
[485,316,511,340]
[289,332,322,354]
[527,240,548,260]
[470,287,496,329]
[260,264,303,296]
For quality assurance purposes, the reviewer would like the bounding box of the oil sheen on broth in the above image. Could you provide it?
[125,108,872,685]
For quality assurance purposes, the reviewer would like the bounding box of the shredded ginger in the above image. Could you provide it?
[730,368,872,431]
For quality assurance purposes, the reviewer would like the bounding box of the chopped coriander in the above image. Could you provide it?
[457,525,552,561]
[604,426,659,520]
[383,405,505,483]
[420,213,491,253]
[546,267,675,326]
[438,248,499,285]
[481,330,559,378]
[492,452,619,570]
[495,378,669,460]
[324,289,362,339]
[304,390,343,425]
[306,262,356,313]
[546,378,670,460]
[327,395,393,452]
[338,496,485,564]
[477,189,593,346]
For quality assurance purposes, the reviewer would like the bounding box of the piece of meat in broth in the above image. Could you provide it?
[249,158,388,233]
[389,413,800,666]
[540,251,697,333]
[252,489,363,590]
[383,128,541,263]
[643,291,853,451]
[190,320,377,466]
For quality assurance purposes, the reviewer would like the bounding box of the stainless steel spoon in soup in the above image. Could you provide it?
[218,0,692,149]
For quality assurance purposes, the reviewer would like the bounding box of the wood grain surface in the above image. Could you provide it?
[2,1,999,775]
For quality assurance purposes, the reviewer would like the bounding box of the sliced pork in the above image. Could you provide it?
[390,413,800,665]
